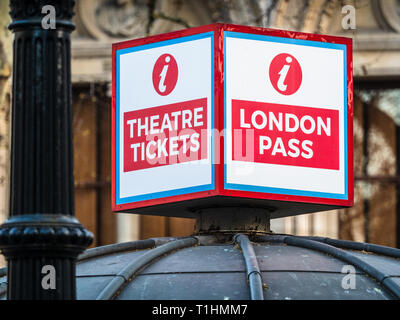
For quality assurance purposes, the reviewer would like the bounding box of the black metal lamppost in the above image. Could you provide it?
[0,0,93,299]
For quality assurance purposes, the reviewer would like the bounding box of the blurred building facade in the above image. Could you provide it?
[1,0,400,258]
[0,0,12,268]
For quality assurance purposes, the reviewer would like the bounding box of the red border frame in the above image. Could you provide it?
[112,23,353,212]
[112,24,221,212]
[219,24,353,207]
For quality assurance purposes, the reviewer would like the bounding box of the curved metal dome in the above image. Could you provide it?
[2,233,399,300]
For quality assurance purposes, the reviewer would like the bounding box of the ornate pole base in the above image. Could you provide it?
[0,215,92,299]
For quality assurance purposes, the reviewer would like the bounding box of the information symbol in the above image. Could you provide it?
[152,54,178,96]
[269,53,302,96]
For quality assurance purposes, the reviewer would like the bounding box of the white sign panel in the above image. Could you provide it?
[115,33,214,206]
[225,32,349,200]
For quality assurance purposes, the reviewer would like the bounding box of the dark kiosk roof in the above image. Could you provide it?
[1,234,400,300]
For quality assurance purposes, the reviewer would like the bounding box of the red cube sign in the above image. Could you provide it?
[112,24,353,218]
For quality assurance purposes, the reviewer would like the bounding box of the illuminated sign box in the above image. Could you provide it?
[112,23,353,219]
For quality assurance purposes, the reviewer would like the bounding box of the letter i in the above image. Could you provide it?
[158,56,170,93]
[277,56,292,92]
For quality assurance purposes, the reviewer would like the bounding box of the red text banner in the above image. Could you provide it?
[124,98,208,172]
[232,99,339,170]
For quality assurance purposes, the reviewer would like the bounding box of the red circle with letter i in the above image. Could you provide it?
[269,53,302,96]
[152,53,178,96]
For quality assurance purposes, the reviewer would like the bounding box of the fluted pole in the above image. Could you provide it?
[0,0,93,299]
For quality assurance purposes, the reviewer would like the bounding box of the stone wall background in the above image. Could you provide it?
[0,0,12,268]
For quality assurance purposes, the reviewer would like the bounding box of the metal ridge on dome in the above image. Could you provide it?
[296,236,400,259]
[96,237,198,300]
[254,234,400,299]
[234,234,265,300]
